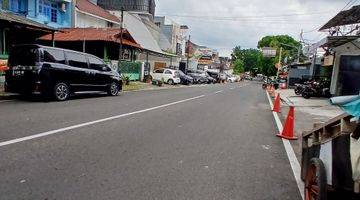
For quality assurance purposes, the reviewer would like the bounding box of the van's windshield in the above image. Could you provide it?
[8,46,40,67]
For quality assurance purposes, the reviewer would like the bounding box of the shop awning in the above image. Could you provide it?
[0,10,56,33]
[39,28,142,49]
[316,36,360,48]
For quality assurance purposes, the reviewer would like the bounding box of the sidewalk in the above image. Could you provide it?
[274,89,344,159]
[0,81,209,100]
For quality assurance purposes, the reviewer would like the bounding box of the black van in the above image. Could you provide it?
[5,45,122,101]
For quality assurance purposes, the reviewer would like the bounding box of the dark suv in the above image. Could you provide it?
[5,45,122,101]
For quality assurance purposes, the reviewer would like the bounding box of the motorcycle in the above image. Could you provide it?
[294,80,312,95]
[301,80,331,99]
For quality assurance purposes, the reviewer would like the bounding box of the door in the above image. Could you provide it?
[88,56,110,90]
[339,56,360,95]
[164,69,173,82]
[152,69,164,81]
[65,52,91,91]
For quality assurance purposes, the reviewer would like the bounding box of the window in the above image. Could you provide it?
[43,48,65,64]
[154,69,164,73]
[65,52,88,69]
[9,0,19,12]
[39,0,57,23]
[8,46,39,67]
[165,70,172,74]
[51,4,57,22]
[88,56,106,71]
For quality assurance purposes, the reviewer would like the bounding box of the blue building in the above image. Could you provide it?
[1,0,72,28]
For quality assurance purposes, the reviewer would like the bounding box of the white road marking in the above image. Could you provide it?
[214,90,223,94]
[230,87,235,90]
[266,91,304,200]
[0,100,13,103]
[0,95,205,148]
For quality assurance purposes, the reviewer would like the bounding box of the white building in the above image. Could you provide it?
[74,0,120,28]
[154,16,189,56]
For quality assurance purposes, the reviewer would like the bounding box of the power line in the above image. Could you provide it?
[341,0,357,11]
[156,11,332,20]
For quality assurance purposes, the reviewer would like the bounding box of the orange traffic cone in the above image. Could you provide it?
[272,93,281,113]
[277,106,298,140]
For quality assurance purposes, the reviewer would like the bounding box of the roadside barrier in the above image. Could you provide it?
[272,93,281,113]
[277,106,298,140]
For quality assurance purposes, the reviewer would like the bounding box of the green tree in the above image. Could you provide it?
[258,35,302,65]
[231,35,301,77]
[231,46,262,73]
[233,59,244,74]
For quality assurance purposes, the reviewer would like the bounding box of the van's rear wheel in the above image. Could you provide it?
[54,82,69,101]
[108,82,119,96]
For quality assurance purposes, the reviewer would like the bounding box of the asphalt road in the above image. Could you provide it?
[0,82,302,200]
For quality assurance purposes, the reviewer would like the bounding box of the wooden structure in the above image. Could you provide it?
[301,113,360,200]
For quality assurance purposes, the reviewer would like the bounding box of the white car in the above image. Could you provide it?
[151,68,181,85]
[226,74,237,83]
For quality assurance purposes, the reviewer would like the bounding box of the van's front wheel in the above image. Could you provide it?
[54,82,70,101]
[108,82,120,96]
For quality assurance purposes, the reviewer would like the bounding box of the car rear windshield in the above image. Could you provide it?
[8,46,40,67]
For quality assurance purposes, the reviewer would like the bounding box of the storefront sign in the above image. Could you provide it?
[323,55,334,66]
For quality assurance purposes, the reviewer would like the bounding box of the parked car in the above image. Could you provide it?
[186,69,208,84]
[178,70,193,85]
[5,44,122,101]
[196,70,216,84]
[226,74,237,83]
[150,68,181,85]
[219,73,227,82]
[206,71,221,83]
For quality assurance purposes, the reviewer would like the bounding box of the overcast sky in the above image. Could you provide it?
[155,0,354,56]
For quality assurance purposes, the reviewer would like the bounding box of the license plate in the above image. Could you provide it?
[13,70,24,76]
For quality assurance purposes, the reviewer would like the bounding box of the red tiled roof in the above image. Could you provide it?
[76,0,120,23]
[39,28,141,49]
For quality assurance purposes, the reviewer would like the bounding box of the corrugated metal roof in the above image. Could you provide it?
[39,28,141,48]
[123,13,164,54]
[320,5,360,31]
[0,10,56,32]
[76,0,120,23]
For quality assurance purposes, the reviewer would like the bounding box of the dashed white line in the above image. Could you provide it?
[214,90,223,94]
[0,100,13,103]
[266,91,304,200]
[0,95,205,148]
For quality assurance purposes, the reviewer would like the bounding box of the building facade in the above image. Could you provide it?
[75,0,120,28]
[97,0,155,21]
[154,16,188,56]
[2,0,73,28]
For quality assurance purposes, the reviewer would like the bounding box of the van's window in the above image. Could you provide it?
[43,49,65,64]
[66,52,88,69]
[88,56,105,71]
[8,46,39,67]
[165,70,172,74]
[154,69,164,73]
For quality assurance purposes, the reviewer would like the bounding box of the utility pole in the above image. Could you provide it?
[277,47,283,79]
[186,35,191,73]
[119,7,124,61]
[297,29,303,63]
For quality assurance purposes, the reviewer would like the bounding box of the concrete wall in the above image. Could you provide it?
[75,11,108,28]
[138,52,180,72]
[331,40,360,95]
